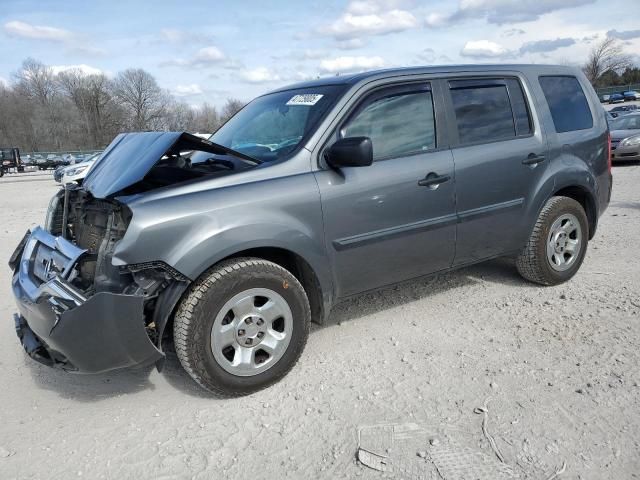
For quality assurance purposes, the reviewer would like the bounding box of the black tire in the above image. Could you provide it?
[516,196,589,286]
[173,257,311,396]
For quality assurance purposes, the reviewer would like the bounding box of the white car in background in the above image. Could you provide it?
[58,152,101,185]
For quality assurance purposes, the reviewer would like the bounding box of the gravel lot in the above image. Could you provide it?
[0,166,638,480]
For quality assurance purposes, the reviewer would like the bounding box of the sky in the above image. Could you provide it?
[0,0,639,107]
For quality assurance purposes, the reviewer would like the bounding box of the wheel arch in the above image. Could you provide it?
[157,243,331,349]
[551,184,598,239]
[221,246,328,326]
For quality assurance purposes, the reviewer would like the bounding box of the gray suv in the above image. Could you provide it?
[10,65,612,396]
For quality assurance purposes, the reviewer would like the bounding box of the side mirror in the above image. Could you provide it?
[325,136,373,168]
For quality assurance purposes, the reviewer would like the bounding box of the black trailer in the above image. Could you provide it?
[0,148,24,177]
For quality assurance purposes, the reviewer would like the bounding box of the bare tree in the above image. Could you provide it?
[57,69,118,147]
[2,58,252,152]
[12,58,65,149]
[583,37,632,84]
[192,102,220,133]
[219,98,245,125]
[163,100,196,131]
[112,68,168,131]
[13,58,57,105]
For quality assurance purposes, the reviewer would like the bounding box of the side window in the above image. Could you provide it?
[539,75,593,133]
[341,86,436,160]
[449,78,532,144]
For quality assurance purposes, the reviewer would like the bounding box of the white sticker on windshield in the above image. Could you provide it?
[286,94,324,106]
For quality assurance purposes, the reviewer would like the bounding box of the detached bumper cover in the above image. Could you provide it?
[11,227,163,373]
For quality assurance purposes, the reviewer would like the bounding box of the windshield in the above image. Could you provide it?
[610,115,640,130]
[203,85,345,163]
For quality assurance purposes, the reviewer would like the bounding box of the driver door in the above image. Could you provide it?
[314,82,457,298]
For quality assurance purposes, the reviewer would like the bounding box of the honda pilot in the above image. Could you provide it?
[10,65,612,396]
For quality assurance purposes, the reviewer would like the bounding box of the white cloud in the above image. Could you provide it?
[173,83,203,96]
[160,46,226,68]
[336,38,367,50]
[607,29,640,41]
[241,67,281,84]
[519,37,576,54]
[427,0,595,27]
[4,20,73,42]
[67,45,108,56]
[319,55,385,73]
[416,48,437,63]
[425,13,449,28]
[193,46,226,64]
[50,64,103,76]
[299,49,326,60]
[160,28,213,45]
[325,1,418,39]
[0,76,8,87]
[460,40,509,58]
[160,28,185,43]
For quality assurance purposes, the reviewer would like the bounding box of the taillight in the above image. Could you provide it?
[607,132,612,174]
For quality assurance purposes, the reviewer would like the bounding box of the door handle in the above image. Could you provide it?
[522,153,546,166]
[418,173,450,188]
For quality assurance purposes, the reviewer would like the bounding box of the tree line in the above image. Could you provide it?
[582,37,639,88]
[0,39,637,152]
[0,58,244,152]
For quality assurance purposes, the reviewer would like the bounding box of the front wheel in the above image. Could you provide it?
[516,196,589,285]
[173,258,311,396]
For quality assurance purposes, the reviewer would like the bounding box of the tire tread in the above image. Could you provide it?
[173,257,310,397]
[516,196,587,286]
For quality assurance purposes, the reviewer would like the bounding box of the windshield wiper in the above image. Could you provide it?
[201,139,263,165]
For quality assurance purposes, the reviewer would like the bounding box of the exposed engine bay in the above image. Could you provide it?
[45,186,188,343]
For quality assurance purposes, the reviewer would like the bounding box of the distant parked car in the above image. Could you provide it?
[36,157,56,170]
[623,91,640,101]
[609,93,625,104]
[57,152,101,184]
[610,105,638,118]
[53,165,66,183]
[601,94,611,103]
[61,153,77,165]
[613,133,640,162]
[609,112,640,162]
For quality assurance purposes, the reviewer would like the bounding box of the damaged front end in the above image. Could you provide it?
[10,131,258,373]
[11,185,188,374]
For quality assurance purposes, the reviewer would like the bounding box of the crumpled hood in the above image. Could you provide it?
[82,132,185,198]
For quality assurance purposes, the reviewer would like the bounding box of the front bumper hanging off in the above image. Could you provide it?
[10,226,164,373]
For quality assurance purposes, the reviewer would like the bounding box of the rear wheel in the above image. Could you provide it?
[516,196,589,285]
[173,258,311,396]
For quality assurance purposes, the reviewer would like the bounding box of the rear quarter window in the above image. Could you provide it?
[448,77,532,145]
[539,76,593,133]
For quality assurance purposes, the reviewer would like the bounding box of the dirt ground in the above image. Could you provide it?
[0,166,638,480]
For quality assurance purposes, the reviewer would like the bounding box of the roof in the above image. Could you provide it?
[268,64,579,93]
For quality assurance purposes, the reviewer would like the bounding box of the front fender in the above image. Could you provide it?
[111,173,335,311]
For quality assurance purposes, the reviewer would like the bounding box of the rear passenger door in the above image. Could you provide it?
[443,76,548,265]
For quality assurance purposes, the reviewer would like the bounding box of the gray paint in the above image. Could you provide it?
[20,64,612,339]
[109,64,609,317]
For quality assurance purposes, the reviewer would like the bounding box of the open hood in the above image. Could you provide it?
[82,132,258,198]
